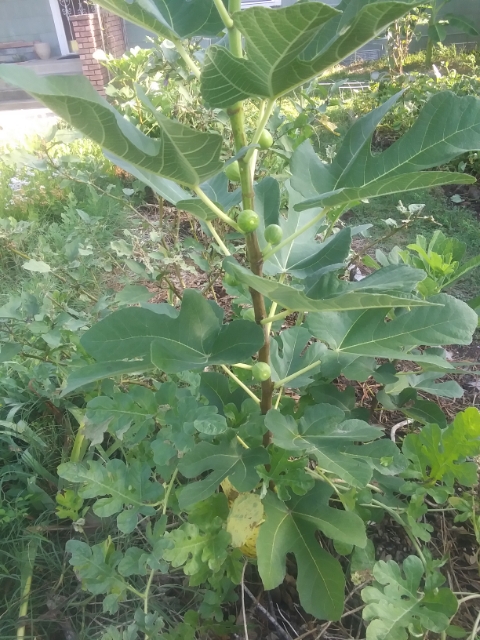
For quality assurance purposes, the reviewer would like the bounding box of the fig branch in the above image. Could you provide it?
[227,0,273,415]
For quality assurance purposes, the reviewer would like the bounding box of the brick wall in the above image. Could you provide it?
[103,12,126,59]
[70,13,108,94]
[70,11,126,95]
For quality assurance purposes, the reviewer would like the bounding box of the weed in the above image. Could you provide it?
[349,189,480,299]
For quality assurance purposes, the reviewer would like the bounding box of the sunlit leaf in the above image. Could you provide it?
[201,1,423,107]
[403,407,480,488]
[0,67,223,188]
[22,259,51,273]
[94,0,227,40]
[294,93,480,211]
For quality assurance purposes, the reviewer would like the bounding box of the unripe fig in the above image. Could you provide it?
[264,224,283,245]
[258,129,274,149]
[252,362,271,381]
[225,160,241,182]
[237,209,260,233]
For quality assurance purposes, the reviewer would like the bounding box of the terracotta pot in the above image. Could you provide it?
[34,42,51,60]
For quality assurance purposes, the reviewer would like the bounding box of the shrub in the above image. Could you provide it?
[2,1,480,637]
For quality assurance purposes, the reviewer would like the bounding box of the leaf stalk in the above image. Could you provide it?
[172,39,201,80]
[206,221,231,256]
[274,359,322,388]
[260,309,291,326]
[162,468,179,516]
[221,365,260,404]
[263,272,286,335]
[263,207,332,261]
[193,186,241,231]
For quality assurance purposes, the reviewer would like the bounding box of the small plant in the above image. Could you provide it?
[362,555,458,639]
[375,229,480,296]
[2,0,480,635]
[386,7,429,74]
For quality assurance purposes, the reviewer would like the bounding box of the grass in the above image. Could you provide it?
[322,44,480,83]
[0,134,151,638]
[0,129,206,640]
[0,134,147,307]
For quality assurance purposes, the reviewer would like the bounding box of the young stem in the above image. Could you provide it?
[425,4,438,68]
[127,585,146,600]
[260,309,290,326]
[143,568,156,618]
[205,221,231,256]
[162,468,179,516]
[245,98,276,163]
[310,467,343,499]
[227,0,273,416]
[17,539,39,640]
[213,0,234,28]
[274,387,283,409]
[458,594,480,605]
[371,499,427,568]
[425,37,434,66]
[470,611,480,640]
[228,0,243,54]
[69,419,88,463]
[172,39,201,80]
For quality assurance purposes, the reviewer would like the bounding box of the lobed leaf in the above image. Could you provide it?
[270,327,326,388]
[58,459,164,532]
[163,522,233,582]
[294,93,480,211]
[307,293,477,369]
[224,258,433,312]
[266,405,405,488]
[177,435,269,509]
[85,386,159,445]
[61,359,153,397]
[79,290,264,374]
[362,556,457,639]
[66,539,127,606]
[256,446,314,502]
[201,0,423,107]
[402,407,480,488]
[257,484,366,621]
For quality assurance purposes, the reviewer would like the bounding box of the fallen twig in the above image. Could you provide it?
[243,585,293,640]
